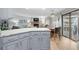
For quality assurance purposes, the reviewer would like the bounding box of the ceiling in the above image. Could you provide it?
[14,8,65,17]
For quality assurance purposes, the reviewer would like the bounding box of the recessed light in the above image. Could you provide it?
[42,8,46,10]
[25,8,29,9]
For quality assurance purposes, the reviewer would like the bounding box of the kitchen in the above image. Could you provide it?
[0,8,79,50]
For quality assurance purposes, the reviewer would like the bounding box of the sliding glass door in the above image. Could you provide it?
[71,11,79,41]
[62,9,79,41]
[62,14,70,38]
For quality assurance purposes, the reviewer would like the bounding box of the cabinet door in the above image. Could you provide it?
[2,35,18,43]
[3,41,20,50]
[40,36,50,50]
[30,36,41,50]
[20,37,29,50]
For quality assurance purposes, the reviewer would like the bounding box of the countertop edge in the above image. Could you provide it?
[0,28,50,37]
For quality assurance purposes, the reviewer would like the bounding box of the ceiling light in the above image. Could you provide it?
[42,8,46,10]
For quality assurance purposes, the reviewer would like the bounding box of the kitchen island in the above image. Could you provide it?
[0,28,50,50]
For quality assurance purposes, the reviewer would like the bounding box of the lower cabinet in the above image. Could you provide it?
[30,36,41,50]
[1,31,50,50]
[3,37,30,50]
[30,32,50,50]
[20,37,29,50]
[40,37,50,50]
[3,41,20,50]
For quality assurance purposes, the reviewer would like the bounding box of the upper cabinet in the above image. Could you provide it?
[0,8,15,19]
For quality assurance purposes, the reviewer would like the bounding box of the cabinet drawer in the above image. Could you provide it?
[18,33,30,39]
[2,35,18,43]
[31,32,41,36]
[40,32,50,35]
[3,40,20,50]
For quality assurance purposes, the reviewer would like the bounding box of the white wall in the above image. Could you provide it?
[0,8,62,28]
[45,15,60,28]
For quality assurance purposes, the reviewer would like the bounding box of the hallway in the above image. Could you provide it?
[50,35,77,50]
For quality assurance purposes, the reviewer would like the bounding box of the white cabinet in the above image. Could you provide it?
[30,36,41,50]
[39,32,50,50]
[0,9,14,19]
[0,31,50,50]
[3,41,20,50]
[20,37,30,50]
[40,37,50,50]
[4,44,16,50]
[3,36,30,50]
[2,35,18,43]
[1,33,30,50]
[30,31,50,50]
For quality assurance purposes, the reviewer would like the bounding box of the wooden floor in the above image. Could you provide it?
[50,34,77,50]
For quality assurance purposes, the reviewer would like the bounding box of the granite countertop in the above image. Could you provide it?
[0,28,50,37]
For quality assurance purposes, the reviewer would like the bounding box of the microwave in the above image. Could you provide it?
[33,18,39,22]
